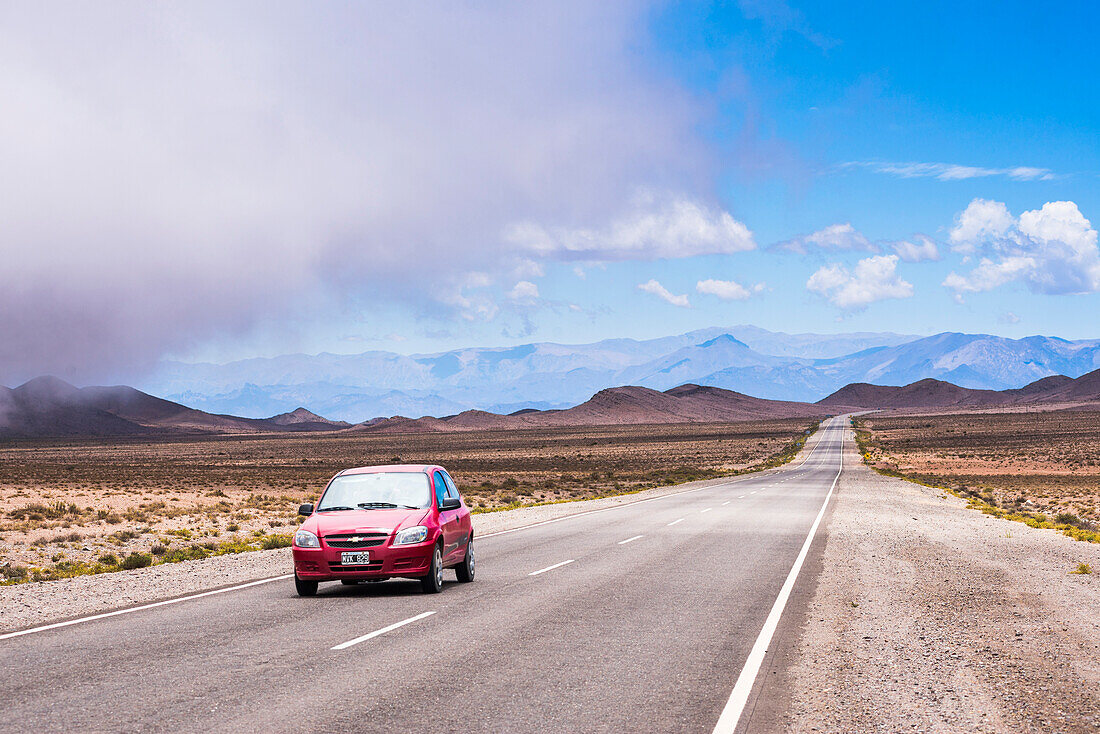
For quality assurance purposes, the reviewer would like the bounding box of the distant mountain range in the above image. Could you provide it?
[137,327,1100,422]
[352,383,827,435]
[4,366,1100,439]
[0,376,825,439]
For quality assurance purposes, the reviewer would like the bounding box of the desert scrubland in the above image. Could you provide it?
[0,418,815,584]
[855,408,1100,542]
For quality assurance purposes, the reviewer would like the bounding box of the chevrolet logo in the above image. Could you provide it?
[349,536,362,543]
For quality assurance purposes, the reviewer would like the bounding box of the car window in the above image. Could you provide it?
[432,471,447,507]
[317,472,430,510]
[442,472,460,500]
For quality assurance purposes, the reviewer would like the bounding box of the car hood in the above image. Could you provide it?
[304,508,429,537]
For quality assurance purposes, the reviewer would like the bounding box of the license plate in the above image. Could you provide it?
[341,551,371,565]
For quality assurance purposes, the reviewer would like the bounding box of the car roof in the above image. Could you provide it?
[338,464,441,476]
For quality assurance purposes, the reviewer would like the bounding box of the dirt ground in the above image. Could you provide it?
[776,424,1100,733]
[0,418,814,583]
[855,408,1100,527]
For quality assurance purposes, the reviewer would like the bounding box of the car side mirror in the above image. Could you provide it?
[439,497,461,511]
[298,503,314,516]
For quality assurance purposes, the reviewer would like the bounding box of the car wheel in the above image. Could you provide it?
[455,535,475,582]
[295,574,318,597]
[420,544,444,594]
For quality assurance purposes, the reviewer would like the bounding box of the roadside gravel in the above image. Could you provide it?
[777,427,1100,732]
[0,457,802,633]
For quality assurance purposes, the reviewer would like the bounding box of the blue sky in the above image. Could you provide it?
[290,0,1100,356]
[2,1,1098,381]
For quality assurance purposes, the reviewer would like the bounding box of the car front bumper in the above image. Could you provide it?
[292,541,434,581]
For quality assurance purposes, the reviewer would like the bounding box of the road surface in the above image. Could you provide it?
[0,417,848,733]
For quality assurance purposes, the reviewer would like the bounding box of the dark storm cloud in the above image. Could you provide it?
[0,1,718,384]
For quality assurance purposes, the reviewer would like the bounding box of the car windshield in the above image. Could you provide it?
[317,472,431,511]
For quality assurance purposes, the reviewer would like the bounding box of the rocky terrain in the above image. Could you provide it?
[775,427,1100,733]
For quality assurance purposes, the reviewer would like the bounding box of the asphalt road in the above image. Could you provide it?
[0,416,847,734]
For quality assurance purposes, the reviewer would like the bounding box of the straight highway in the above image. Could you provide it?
[0,416,849,733]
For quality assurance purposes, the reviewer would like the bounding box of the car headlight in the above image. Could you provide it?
[393,526,428,545]
[294,529,320,548]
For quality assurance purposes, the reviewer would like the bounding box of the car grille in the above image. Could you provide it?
[324,532,388,549]
[329,559,385,571]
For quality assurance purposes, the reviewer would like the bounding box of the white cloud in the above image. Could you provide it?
[638,279,690,308]
[511,260,545,279]
[775,223,876,254]
[889,234,940,263]
[505,192,756,262]
[846,161,1055,182]
[507,280,540,304]
[806,255,914,310]
[438,272,499,321]
[949,198,1015,253]
[696,279,763,300]
[943,199,1100,297]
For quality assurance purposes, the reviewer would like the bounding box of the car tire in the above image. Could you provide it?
[295,574,318,597]
[455,535,475,582]
[420,543,444,594]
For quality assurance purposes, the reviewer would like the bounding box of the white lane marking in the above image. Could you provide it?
[618,535,644,545]
[528,559,575,576]
[331,611,436,651]
[749,491,757,495]
[712,419,844,734]
[700,507,713,514]
[667,518,684,526]
[0,574,294,642]
[722,501,730,506]
[738,495,745,499]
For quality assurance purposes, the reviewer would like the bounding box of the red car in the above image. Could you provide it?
[291,464,475,596]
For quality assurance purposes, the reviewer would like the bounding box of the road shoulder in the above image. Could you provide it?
[770,428,1100,731]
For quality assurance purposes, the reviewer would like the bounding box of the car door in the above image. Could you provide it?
[442,471,472,561]
[433,470,462,562]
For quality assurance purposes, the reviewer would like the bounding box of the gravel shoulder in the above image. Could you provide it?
[0,460,800,633]
[774,425,1100,732]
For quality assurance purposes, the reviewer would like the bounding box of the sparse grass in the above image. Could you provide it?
[1,533,295,585]
[120,552,153,570]
[853,413,1100,545]
[1070,562,1092,575]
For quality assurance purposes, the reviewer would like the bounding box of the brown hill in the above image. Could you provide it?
[816,378,1005,410]
[1039,367,1100,402]
[0,377,345,439]
[267,407,351,431]
[350,383,827,434]
[817,368,1100,410]
[0,378,149,438]
[343,415,450,434]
